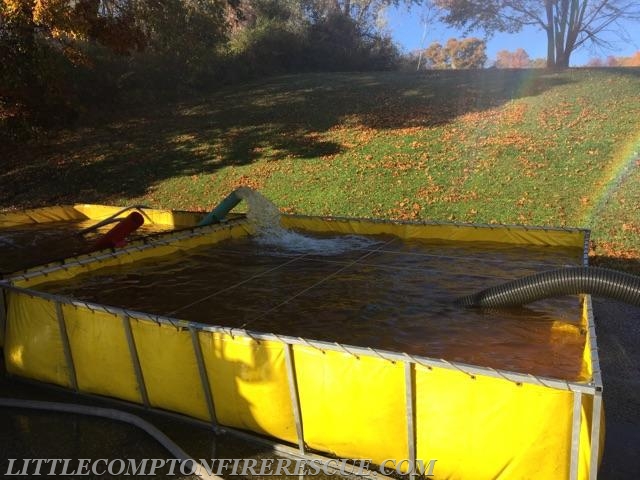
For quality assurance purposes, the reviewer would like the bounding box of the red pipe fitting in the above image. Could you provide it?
[93,211,144,250]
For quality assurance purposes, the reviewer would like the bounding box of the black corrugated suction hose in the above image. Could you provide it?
[458,267,640,308]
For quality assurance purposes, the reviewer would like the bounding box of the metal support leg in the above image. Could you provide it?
[569,391,582,480]
[55,302,78,391]
[589,391,603,480]
[190,328,217,427]
[285,344,305,454]
[122,315,150,407]
[405,362,416,480]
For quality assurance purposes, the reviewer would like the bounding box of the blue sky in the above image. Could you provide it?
[386,4,640,66]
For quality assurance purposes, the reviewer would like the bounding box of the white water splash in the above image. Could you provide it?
[235,187,379,255]
[235,187,282,235]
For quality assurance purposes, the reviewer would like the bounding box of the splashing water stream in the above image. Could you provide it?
[235,187,379,255]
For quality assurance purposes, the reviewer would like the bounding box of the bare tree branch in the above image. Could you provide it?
[434,0,640,67]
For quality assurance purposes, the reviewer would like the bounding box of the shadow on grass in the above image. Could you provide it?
[0,69,574,208]
[580,66,640,78]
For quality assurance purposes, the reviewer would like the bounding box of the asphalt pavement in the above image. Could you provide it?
[592,298,640,479]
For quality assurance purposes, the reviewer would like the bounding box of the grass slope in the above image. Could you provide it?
[2,68,640,265]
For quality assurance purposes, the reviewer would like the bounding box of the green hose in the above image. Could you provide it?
[198,190,242,227]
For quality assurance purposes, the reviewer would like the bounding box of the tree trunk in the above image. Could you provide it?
[343,0,351,16]
[546,28,556,67]
[544,1,556,68]
[556,52,571,68]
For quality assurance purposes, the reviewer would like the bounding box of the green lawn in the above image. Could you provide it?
[2,68,640,267]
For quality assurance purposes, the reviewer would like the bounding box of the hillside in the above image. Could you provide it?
[2,68,640,265]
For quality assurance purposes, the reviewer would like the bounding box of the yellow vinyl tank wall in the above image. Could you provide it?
[2,215,601,479]
[0,204,204,229]
[0,204,201,347]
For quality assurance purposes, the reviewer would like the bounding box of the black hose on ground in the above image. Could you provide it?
[457,267,640,308]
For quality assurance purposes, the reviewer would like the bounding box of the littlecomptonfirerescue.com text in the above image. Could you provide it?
[5,458,438,477]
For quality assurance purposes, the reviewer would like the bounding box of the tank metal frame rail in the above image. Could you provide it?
[1,281,603,480]
[5,215,590,285]
[286,213,590,234]
[5,218,249,282]
[584,296,603,479]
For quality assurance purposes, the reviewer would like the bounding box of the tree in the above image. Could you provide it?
[228,0,304,34]
[434,0,640,68]
[446,37,486,68]
[622,51,640,66]
[605,55,620,66]
[421,37,486,69]
[305,1,416,20]
[422,42,446,68]
[303,0,424,34]
[415,1,439,70]
[1,0,147,55]
[586,57,605,66]
[0,0,234,127]
[588,51,640,67]
[495,48,530,68]
[530,57,547,68]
